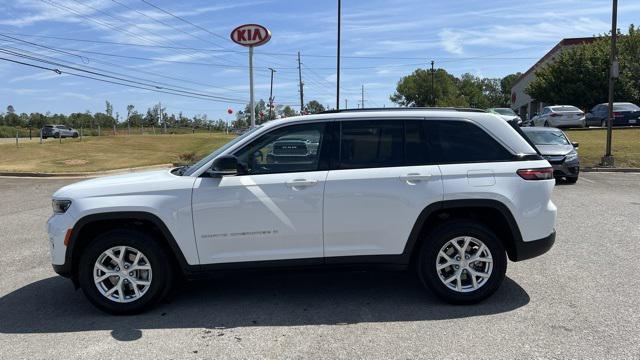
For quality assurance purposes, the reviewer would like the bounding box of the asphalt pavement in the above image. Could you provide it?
[0,173,638,359]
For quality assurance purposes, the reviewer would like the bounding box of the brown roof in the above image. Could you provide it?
[512,37,599,88]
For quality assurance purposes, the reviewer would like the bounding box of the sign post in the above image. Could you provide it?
[230,24,272,128]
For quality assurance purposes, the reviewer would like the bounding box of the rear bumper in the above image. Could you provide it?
[512,230,555,261]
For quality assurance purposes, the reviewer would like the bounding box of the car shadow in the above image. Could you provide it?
[0,270,529,340]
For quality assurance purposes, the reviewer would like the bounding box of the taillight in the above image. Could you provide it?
[549,113,561,117]
[613,112,623,117]
[517,167,554,180]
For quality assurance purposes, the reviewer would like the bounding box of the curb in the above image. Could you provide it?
[582,167,640,173]
[0,163,174,178]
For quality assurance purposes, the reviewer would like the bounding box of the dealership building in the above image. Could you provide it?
[510,37,597,120]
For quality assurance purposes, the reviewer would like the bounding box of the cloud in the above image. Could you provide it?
[439,29,464,55]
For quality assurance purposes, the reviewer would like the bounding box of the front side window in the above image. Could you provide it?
[234,123,325,175]
[427,120,512,163]
[338,120,403,169]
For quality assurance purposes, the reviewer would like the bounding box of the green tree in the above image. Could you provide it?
[526,25,639,109]
[391,68,460,107]
[281,105,297,117]
[500,73,522,105]
[304,100,325,114]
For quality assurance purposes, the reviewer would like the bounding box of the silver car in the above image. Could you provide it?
[521,127,580,183]
[487,108,522,126]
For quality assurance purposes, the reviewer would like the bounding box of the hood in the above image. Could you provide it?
[52,169,190,199]
[535,144,575,156]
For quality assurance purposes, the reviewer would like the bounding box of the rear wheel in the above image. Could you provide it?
[53,133,60,138]
[78,229,174,314]
[565,176,578,184]
[417,221,507,304]
[72,132,79,138]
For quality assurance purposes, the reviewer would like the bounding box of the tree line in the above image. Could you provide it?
[390,69,520,108]
[0,99,327,133]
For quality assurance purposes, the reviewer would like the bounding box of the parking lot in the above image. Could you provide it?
[0,173,638,359]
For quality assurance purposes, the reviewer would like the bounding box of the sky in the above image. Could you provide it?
[0,0,637,120]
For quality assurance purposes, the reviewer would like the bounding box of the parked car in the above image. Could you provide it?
[585,102,640,127]
[41,124,79,139]
[48,108,557,314]
[486,108,522,126]
[521,127,579,183]
[531,106,585,128]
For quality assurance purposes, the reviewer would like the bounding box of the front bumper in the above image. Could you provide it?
[512,230,556,261]
[552,163,580,178]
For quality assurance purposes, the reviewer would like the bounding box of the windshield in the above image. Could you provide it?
[551,106,581,112]
[493,108,516,116]
[613,103,640,111]
[523,130,570,145]
[182,126,262,176]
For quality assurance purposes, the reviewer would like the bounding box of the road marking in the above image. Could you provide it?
[579,176,595,184]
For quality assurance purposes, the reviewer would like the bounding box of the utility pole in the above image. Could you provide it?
[160,102,166,134]
[298,51,304,113]
[345,99,348,109]
[361,84,365,109]
[602,0,617,167]
[430,60,435,107]
[268,67,276,120]
[336,0,341,109]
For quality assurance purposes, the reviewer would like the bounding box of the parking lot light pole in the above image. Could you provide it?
[601,0,617,167]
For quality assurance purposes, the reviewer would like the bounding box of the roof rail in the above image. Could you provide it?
[320,107,486,114]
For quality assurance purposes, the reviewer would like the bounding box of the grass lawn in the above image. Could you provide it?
[0,133,235,173]
[565,128,640,168]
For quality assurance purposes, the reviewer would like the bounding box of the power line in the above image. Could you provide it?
[0,49,247,103]
[0,35,247,94]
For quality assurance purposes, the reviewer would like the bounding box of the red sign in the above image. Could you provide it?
[230,24,271,47]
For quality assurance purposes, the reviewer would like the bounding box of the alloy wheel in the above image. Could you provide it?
[435,236,493,293]
[93,246,153,303]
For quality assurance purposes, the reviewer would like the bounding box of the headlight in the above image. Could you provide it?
[52,199,72,214]
[565,152,578,162]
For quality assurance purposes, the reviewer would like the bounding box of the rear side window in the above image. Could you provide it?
[427,121,513,164]
[339,121,403,169]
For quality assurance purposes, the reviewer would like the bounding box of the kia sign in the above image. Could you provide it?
[230,23,272,129]
[230,24,271,47]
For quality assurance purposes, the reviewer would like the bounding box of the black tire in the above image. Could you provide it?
[42,136,48,139]
[417,221,507,304]
[72,132,79,138]
[77,229,175,314]
[544,121,550,127]
[565,176,578,184]
[53,133,60,138]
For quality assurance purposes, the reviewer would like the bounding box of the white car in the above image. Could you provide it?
[487,108,522,126]
[531,106,585,128]
[47,108,557,314]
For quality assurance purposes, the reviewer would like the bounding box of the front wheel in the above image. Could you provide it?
[417,221,507,304]
[565,176,578,184]
[72,132,79,138]
[78,229,175,314]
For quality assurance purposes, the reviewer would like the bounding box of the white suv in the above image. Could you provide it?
[47,109,557,314]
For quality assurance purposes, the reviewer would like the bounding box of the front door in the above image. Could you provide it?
[192,122,329,264]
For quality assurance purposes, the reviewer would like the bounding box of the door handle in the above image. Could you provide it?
[399,173,432,181]
[285,179,318,187]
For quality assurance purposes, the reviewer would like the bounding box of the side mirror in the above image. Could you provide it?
[571,142,579,149]
[210,155,238,177]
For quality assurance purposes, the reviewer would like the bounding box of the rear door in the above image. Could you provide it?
[426,120,518,201]
[323,119,443,259]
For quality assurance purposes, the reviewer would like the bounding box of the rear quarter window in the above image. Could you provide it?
[427,120,513,164]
